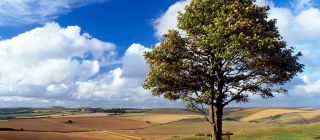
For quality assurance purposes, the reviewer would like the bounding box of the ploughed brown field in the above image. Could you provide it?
[0,116,152,132]
[2,108,320,140]
[0,116,153,140]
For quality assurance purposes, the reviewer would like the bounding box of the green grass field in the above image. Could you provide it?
[233,122,320,140]
[163,121,320,140]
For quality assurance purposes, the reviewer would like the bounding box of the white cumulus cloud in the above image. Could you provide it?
[0,22,115,98]
[265,2,320,43]
[72,44,173,106]
[153,0,190,38]
[0,24,182,108]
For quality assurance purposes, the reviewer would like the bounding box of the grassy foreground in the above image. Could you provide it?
[234,122,320,140]
[167,122,320,140]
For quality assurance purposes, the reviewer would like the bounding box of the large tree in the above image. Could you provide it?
[144,0,304,140]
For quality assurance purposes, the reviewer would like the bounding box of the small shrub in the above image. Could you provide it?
[223,117,237,121]
[65,120,74,124]
[195,133,206,136]
[314,136,320,139]
[271,114,281,120]
[249,120,258,123]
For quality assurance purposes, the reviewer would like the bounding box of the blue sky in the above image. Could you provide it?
[0,0,178,57]
[0,0,320,108]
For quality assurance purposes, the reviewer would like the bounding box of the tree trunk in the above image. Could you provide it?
[214,104,223,140]
[209,103,223,140]
[208,104,215,140]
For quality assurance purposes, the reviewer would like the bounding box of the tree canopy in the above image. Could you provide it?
[144,0,303,139]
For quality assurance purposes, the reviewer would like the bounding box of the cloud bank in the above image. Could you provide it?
[0,22,182,108]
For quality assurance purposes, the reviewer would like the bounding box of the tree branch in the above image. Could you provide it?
[223,88,246,106]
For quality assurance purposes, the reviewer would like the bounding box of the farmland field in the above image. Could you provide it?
[1,108,320,140]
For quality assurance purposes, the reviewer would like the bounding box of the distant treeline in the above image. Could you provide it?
[89,108,148,114]
[0,107,149,117]
[0,108,33,115]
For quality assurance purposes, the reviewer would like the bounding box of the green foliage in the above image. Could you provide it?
[144,0,303,110]
[144,0,303,139]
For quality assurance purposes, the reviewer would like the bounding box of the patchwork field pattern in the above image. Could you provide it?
[1,108,320,140]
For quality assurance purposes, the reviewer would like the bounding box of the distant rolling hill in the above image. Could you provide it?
[224,107,320,124]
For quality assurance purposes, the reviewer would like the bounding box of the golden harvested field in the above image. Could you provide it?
[240,108,308,121]
[226,108,266,120]
[49,113,110,118]
[300,109,320,122]
[144,108,196,115]
[122,114,202,124]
